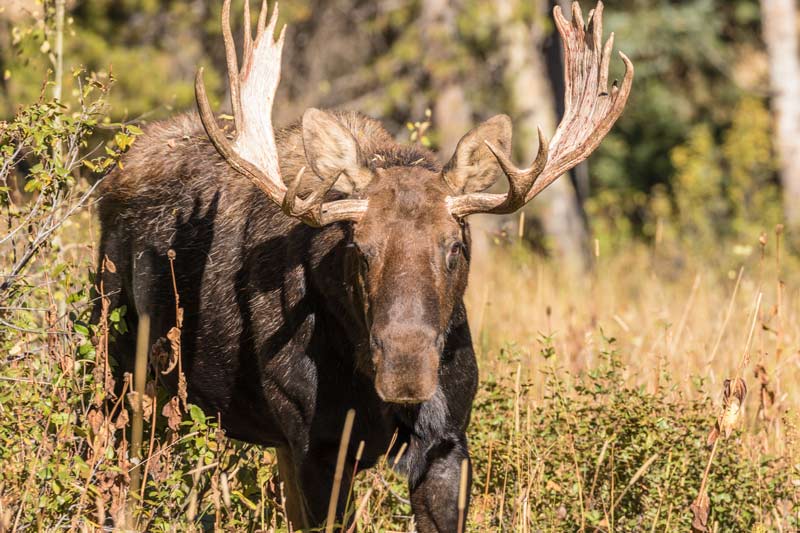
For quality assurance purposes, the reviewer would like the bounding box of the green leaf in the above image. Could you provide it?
[188,404,205,425]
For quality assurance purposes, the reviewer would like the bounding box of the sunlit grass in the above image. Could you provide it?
[1,216,797,531]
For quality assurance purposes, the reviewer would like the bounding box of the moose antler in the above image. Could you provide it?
[447,1,633,217]
[195,0,368,226]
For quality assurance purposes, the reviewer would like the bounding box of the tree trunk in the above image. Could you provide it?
[421,0,505,260]
[496,0,590,269]
[420,0,473,160]
[761,0,800,228]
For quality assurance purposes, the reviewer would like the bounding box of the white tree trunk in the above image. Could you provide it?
[761,0,800,227]
[496,0,589,268]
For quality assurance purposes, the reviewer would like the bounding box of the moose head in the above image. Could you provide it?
[195,0,632,403]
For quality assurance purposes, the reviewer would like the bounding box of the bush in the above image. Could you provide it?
[467,337,795,532]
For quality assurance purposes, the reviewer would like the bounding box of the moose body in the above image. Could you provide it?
[93,1,631,530]
[96,111,479,529]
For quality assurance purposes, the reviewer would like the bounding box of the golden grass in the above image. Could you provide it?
[2,210,796,531]
[466,225,798,422]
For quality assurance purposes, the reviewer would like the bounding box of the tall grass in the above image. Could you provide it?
[0,93,795,530]
[0,211,796,530]
[468,224,798,416]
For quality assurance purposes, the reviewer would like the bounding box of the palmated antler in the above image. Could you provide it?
[195,0,368,226]
[447,1,633,217]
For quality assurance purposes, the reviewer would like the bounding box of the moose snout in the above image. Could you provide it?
[371,324,441,404]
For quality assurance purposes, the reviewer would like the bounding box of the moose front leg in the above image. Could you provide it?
[409,437,471,533]
[274,443,356,530]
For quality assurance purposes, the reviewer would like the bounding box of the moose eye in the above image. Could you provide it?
[446,242,462,271]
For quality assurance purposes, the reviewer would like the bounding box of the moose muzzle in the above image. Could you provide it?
[371,323,441,404]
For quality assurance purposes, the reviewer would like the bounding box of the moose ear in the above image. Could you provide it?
[302,108,372,194]
[443,114,513,194]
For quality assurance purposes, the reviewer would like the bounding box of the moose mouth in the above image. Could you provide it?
[374,364,439,404]
[370,326,442,404]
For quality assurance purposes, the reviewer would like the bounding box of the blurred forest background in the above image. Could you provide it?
[1,0,794,262]
[2,0,800,530]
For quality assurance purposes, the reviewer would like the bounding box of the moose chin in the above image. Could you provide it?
[92,0,632,530]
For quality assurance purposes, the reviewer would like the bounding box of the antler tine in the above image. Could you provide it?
[599,31,614,91]
[446,130,548,216]
[221,0,243,129]
[283,167,338,217]
[257,0,269,35]
[195,1,368,227]
[447,0,633,219]
[282,168,371,225]
[571,1,584,31]
[486,129,548,214]
[242,0,253,63]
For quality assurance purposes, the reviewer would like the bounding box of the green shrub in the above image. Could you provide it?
[467,337,795,532]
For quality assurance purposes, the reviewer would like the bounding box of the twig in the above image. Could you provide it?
[325,409,355,533]
[707,267,743,364]
[0,177,105,297]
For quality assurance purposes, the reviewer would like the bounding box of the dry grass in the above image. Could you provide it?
[1,212,797,531]
[466,223,798,422]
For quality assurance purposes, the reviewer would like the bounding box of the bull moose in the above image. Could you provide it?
[93,0,632,530]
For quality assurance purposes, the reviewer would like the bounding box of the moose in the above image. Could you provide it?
[93,0,631,530]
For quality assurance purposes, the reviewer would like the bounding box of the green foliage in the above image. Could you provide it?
[668,96,778,249]
[589,95,780,256]
[723,97,781,237]
[468,339,795,531]
[589,0,782,249]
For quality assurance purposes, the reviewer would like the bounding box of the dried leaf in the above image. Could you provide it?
[116,438,131,482]
[114,408,129,429]
[166,326,181,361]
[754,364,776,422]
[754,364,768,385]
[149,450,169,482]
[87,408,105,436]
[95,493,106,526]
[127,389,154,419]
[545,479,561,492]
[104,369,116,399]
[104,255,117,273]
[126,391,139,414]
[152,337,177,375]
[720,377,747,437]
[690,489,710,532]
[178,371,188,410]
[162,396,182,432]
[706,423,720,447]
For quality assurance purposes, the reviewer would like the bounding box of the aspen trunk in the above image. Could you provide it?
[760,0,800,227]
[496,0,589,269]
